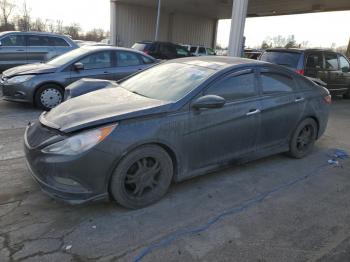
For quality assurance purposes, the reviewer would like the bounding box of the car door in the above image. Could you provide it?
[0,34,27,72]
[69,51,114,84]
[113,51,147,80]
[26,35,54,63]
[257,67,303,150]
[337,54,350,90]
[183,69,260,171]
[323,52,342,91]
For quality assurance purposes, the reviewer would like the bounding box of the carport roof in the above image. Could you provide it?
[112,0,350,18]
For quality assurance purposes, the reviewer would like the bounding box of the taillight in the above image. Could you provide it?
[324,95,332,104]
[296,69,305,75]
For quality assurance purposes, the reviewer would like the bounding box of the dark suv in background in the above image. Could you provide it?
[260,49,350,98]
[0,31,78,72]
[132,41,192,60]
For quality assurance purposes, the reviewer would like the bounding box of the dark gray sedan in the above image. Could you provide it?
[1,46,157,110]
[24,57,331,209]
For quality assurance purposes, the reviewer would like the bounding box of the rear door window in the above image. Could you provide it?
[27,35,51,47]
[306,53,323,69]
[205,71,257,101]
[1,35,25,46]
[116,51,141,67]
[260,72,295,95]
[50,37,69,47]
[324,53,339,70]
[79,51,112,69]
[260,51,301,69]
[140,55,155,64]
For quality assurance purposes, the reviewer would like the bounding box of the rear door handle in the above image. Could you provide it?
[246,109,261,116]
[295,97,305,103]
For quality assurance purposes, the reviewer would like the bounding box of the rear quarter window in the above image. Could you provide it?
[260,51,301,69]
[261,72,295,94]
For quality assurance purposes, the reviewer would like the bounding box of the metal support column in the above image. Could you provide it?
[110,0,118,46]
[155,0,162,41]
[228,0,249,57]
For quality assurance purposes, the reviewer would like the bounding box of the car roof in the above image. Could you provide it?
[0,31,72,39]
[264,48,336,53]
[80,45,155,57]
[168,56,267,70]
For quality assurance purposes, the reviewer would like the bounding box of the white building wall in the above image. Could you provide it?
[113,3,216,48]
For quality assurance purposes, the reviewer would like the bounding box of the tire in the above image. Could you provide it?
[288,118,318,159]
[34,84,64,111]
[110,145,173,209]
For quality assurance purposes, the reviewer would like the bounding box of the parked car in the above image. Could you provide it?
[132,41,192,60]
[185,45,216,56]
[259,48,350,98]
[0,31,78,72]
[0,46,157,110]
[24,56,331,209]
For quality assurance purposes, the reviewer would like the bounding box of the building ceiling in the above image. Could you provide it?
[113,0,350,19]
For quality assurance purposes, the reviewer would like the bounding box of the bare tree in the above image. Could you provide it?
[16,1,31,31]
[0,0,15,30]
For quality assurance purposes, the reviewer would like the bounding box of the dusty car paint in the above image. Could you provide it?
[24,57,330,205]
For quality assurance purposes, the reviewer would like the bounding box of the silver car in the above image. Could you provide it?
[0,31,78,72]
[0,46,157,110]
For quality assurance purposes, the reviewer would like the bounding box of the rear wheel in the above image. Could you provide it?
[288,118,318,159]
[110,145,173,209]
[34,84,63,111]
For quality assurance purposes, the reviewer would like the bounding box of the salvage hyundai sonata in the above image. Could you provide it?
[24,57,331,209]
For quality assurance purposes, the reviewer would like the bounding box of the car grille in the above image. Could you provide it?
[26,121,61,148]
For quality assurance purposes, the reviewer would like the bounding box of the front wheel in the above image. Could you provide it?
[110,145,173,209]
[34,84,63,111]
[288,118,318,159]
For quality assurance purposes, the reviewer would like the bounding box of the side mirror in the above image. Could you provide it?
[342,66,350,73]
[192,95,226,110]
[73,62,84,71]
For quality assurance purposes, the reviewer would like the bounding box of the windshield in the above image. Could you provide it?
[121,62,215,102]
[260,51,301,69]
[47,48,89,66]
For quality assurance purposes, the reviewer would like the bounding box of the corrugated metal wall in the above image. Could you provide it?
[114,3,216,48]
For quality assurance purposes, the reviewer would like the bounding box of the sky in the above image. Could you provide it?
[15,0,350,48]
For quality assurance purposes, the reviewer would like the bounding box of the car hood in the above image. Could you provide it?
[3,63,57,77]
[40,87,170,133]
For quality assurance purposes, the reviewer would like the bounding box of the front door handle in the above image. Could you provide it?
[295,97,305,103]
[246,109,261,116]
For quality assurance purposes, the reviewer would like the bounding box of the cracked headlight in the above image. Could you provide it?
[7,75,35,84]
[42,123,118,155]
